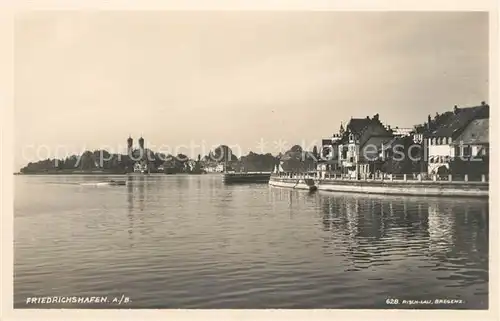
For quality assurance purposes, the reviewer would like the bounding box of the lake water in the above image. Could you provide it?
[14,174,489,309]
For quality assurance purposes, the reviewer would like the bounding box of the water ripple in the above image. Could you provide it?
[14,175,489,309]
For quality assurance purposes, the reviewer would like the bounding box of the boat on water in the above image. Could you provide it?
[108,180,126,186]
[222,172,272,184]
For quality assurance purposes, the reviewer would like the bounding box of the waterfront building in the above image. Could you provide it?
[337,114,393,178]
[204,164,224,173]
[317,130,342,177]
[426,102,489,175]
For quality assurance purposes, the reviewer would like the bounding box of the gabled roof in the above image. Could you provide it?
[452,118,489,145]
[347,117,373,134]
[429,104,489,138]
[338,117,378,144]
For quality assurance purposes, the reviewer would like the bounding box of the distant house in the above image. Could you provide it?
[205,164,224,173]
[337,114,393,178]
[133,162,148,173]
[426,102,489,175]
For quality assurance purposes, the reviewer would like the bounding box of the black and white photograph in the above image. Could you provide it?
[2,4,498,319]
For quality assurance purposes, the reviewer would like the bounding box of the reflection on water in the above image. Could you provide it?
[15,175,488,309]
[316,192,488,300]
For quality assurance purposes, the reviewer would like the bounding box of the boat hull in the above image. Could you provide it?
[223,172,272,184]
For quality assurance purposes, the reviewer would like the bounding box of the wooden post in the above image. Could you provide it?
[448,174,452,182]
[403,174,407,181]
[418,174,422,182]
[390,174,393,181]
[482,174,486,182]
[433,174,437,182]
[464,174,468,182]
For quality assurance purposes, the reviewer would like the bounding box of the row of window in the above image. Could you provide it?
[428,137,452,145]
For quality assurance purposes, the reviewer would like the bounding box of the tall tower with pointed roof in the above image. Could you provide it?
[127,136,133,156]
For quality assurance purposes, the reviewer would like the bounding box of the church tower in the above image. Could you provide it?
[127,136,133,156]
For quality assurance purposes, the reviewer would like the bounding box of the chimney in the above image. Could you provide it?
[481,101,486,106]
[366,116,370,120]
[373,113,379,121]
[454,105,459,114]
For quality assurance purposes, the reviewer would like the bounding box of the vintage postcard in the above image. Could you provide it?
[1,1,498,321]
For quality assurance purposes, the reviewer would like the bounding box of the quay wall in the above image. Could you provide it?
[269,176,489,198]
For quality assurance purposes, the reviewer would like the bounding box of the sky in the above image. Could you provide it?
[14,11,488,170]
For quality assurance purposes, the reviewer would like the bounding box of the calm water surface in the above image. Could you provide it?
[14,175,489,309]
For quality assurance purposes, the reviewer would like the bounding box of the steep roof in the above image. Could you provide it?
[347,117,373,134]
[429,104,489,138]
[338,117,381,144]
[453,118,489,145]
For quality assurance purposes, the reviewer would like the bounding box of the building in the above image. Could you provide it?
[426,102,489,175]
[337,114,393,178]
[127,135,152,174]
[452,118,489,157]
[317,131,342,176]
[205,164,224,173]
[390,127,413,137]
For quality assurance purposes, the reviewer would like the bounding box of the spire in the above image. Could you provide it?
[339,122,345,135]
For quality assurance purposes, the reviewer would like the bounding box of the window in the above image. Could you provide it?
[341,147,348,160]
[431,138,436,145]
[463,146,471,157]
[454,146,460,157]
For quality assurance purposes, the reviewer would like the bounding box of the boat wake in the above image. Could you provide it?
[79,182,112,186]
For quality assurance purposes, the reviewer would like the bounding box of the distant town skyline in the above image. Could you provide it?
[14,11,488,170]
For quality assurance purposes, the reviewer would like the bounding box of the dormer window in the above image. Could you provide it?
[349,134,354,141]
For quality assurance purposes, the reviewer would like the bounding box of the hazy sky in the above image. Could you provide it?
[14,11,488,169]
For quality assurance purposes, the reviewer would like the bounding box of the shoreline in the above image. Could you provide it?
[269,175,489,198]
[14,172,208,176]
